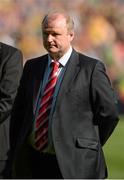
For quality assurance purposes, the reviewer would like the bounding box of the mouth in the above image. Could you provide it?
[48,44,57,48]
[46,45,58,52]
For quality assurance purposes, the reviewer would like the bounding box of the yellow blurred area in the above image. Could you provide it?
[0,0,124,112]
[88,16,116,46]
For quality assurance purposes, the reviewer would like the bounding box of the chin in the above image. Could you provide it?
[48,49,58,55]
[49,52,61,59]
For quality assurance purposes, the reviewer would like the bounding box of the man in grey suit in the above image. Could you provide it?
[6,11,119,179]
[0,42,23,178]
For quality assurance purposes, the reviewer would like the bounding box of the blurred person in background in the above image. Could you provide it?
[5,11,119,179]
[0,42,23,178]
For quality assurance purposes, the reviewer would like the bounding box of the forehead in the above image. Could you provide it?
[42,14,67,30]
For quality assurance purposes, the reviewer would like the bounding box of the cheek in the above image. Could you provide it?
[62,38,71,47]
[60,37,69,45]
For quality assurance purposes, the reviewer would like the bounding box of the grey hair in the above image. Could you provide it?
[42,10,74,32]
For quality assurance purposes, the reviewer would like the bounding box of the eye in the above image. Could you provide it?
[52,32,61,36]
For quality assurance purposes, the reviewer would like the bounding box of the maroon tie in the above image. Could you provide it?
[35,61,59,151]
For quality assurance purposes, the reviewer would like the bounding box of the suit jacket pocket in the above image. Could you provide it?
[76,138,98,151]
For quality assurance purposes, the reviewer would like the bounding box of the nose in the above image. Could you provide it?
[47,34,53,42]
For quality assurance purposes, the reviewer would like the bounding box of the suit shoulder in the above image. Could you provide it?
[78,52,105,69]
[25,54,48,66]
[0,42,21,54]
[78,52,101,65]
[23,54,48,73]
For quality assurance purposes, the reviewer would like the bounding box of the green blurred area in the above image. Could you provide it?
[104,115,124,179]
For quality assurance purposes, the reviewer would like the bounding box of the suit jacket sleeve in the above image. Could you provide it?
[91,61,119,145]
[0,47,23,124]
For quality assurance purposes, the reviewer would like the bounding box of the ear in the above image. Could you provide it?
[70,31,74,41]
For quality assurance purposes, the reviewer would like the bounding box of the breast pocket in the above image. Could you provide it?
[66,88,90,111]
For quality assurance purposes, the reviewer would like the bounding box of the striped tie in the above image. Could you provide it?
[35,61,59,151]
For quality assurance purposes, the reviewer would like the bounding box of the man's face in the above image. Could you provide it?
[42,15,74,59]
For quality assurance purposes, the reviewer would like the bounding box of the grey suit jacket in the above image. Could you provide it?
[0,42,23,161]
[8,49,119,179]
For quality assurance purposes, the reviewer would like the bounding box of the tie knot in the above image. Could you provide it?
[51,61,59,68]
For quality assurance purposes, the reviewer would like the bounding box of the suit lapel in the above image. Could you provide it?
[32,56,48,112]
[56,50,80,103]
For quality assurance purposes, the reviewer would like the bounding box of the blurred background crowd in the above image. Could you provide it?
[0,0,124,114]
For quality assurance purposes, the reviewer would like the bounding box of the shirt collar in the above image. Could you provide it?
[48,46,72,67]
